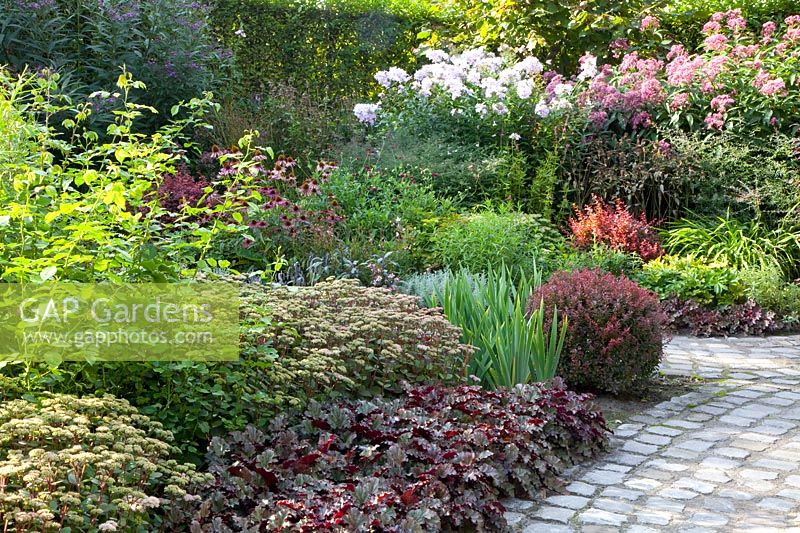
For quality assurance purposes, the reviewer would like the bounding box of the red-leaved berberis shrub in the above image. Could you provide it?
[530,269,666,394]
[569,195,664,261]
[176,382,608,532]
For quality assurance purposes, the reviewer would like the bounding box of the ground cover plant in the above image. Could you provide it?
[0,394,208,532]
[175,381,608,531]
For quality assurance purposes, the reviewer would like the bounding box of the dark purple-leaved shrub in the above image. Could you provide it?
[157,165,211,215]
[529,269,666,394]
[176,382,608,532]
[661,297,783,337]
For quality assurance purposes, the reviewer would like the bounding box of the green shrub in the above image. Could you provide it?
[430,208,564,275]
[200,82,354,160]
[664,215,800,279]
[425,267,567,388]
[431,0,645,72]
[321,165,453,249]
[740,266,800,323]
[529,269,665,394]
[636,255,744,306]
[0,69,239,283]
[552,245,643,278]
[211,0,445,101]
[0,394,208,532]
[663,132,800,224]
[0,0,226,129]
[339,130,514,204]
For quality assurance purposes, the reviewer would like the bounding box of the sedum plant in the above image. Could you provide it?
[0,394,209,532]
[426,266,566,388]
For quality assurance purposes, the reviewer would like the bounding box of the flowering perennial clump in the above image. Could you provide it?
[177,381,608,531]
[355,47,568,139]
[577,11,800,135]
[239,279,471,412]
[0,395,208,532]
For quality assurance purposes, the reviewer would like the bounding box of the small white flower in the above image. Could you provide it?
[509,133,521,141]
[516,78,534,100]
[234,28,247,38]
[515,56,544,75]
[492,102,509,115]
[99,521,118,532]
[535,101,550,118]
[424,49,450,63]
[577,53,598,81]
[553,82,574,97]
[475,103,488,116]
[353,103,381,126]
[374,67,410,88]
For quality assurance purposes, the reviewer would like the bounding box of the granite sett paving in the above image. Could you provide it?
[506,335,800,532]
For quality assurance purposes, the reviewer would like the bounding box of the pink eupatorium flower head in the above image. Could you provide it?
[640,16,660,31]
[704,33,729,52]
[704,112,725,130]
[759,78,787,96]
[710,94,735,112]
[670,92,690,110]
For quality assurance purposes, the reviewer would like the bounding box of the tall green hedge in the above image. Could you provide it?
[210,0,448,100]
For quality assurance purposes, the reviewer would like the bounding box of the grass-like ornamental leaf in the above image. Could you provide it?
[664,214,800,278]
[426,265,566,388]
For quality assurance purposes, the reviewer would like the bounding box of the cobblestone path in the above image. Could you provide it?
[507,335,800,532]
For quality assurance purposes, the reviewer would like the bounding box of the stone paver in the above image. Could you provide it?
[506,335,800,531]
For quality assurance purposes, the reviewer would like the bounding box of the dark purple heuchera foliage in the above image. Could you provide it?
[175,382,608,532]
[530,269,666,394]
[661,297,784,337]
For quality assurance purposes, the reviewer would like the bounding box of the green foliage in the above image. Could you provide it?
[430,0,646,71]
[0,69,253,283]
[430,208,564,275]
[552,245,644,278]
[211,0,444,101]
[426,266,567,389]
[663,132,800,224]
[400,269,487,304]
[321,165,453,251]
[201,83,354,160]
[0,394,209,532]
[561,132,698,220]
[636,255,744,306]
[740,266,800,323]
[664,215,800,278]
[241,279,470,398]
[340,130,514,205]
[0,0,226,129]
